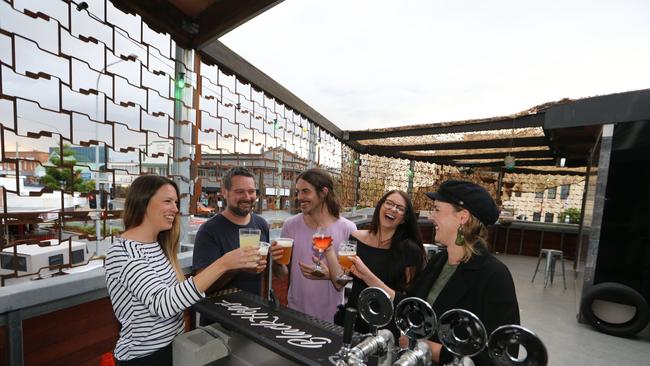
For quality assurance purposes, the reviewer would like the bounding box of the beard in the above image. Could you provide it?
[227,201,254,217]
[300,199,323,215]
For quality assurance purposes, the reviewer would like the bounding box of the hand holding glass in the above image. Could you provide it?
[275,238,294,265]
[312,227,332,274]
[239,228,261,250]
[337,240,357,283]
[258,241,270,257]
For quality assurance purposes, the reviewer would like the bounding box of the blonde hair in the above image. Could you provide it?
[453,205,489,262]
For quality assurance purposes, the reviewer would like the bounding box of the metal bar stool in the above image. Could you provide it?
[531,249,566,289]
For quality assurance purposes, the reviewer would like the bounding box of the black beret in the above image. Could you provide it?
[426,180,500,226]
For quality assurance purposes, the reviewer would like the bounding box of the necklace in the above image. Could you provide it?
[376,231,393,248]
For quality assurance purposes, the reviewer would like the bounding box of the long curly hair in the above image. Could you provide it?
[296,168,341,218]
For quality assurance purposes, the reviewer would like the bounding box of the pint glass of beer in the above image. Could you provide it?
[239,228,261,250]
[258,241,270,257]
[275,237,294,265]
[337,240,357,282]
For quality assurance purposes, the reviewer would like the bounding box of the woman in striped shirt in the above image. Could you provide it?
[105,175,264,365]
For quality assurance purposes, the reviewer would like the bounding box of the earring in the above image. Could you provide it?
[455,225,465,246]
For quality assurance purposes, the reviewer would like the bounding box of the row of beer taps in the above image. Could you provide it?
[335,287,548,366]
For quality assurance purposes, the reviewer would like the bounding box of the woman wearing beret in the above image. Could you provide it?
[395,180,520,366]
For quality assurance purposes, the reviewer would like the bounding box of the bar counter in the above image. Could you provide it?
[489,221,579,260]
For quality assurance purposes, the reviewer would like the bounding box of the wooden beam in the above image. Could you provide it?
[111,1,283,50]
[193,0,284,49]
[363,136,548,153]
[545,88,650,129]
[385,154,561,168]
[455,159,557,167]
[111,0,192,48]
[347,113,544,141]
[420,157,554,167]
[496,167,586,176]
[346,140,369,153]
[404,149,553,161]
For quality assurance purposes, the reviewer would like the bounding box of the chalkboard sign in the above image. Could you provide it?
[193,290,346,365]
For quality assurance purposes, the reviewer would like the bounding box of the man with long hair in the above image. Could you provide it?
[192,167,268,295]
[271,168,356,322]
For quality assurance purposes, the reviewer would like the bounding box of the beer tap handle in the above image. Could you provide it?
[369,324,378,336]
[343,307,358,346]
[267,251,274,304]
[268,288,279,310]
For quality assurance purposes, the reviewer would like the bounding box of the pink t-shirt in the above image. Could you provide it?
[282,213,357,322]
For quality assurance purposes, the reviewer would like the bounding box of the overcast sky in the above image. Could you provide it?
[220,0,650,131]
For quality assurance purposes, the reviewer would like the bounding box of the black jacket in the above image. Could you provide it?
[396,245,520,365]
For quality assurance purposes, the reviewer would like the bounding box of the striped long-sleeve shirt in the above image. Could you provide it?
[105,237,204,361]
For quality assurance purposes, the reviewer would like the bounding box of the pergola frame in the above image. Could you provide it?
[111,0,650,176]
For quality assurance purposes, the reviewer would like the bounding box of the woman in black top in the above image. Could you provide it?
[339,190,426,333]
[396,180,520,366]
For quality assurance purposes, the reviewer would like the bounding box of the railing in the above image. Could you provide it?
[0,0,445,286]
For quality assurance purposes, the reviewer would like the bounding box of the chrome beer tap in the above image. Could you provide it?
[346,329,396,366]
[393,341,432,366]
[393,297,438,366]
[436,309,488,366]
[335,307,360,366]
[487,325,548,366]
[336,287,397,366]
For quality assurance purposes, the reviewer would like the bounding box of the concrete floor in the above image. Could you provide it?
[498,254,650,366]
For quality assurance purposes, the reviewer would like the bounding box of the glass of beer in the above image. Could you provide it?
[239,228,261,250]
[312,227,332,274]
[337,240,357,283]
[275,237,294,265]
[258,241,270,257]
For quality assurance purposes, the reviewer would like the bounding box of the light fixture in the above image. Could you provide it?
[176,72,185,89]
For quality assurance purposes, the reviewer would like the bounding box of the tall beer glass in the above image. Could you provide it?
[337,240,357,283]
[239,228,261,250]
[275,237,294,265]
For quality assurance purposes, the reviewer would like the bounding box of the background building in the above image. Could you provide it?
[198,147,309,211]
